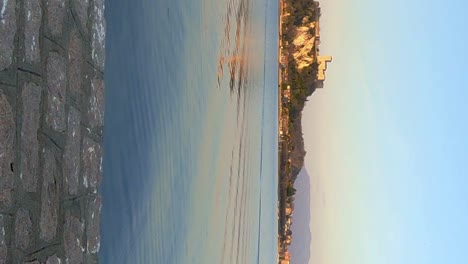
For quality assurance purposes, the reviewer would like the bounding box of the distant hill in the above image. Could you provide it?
[289,167,311,264]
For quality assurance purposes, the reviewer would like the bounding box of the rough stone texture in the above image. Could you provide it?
[24,0,42,63]
[46,0,66,36]
[86,195,101,254]
[24,261,39,264]
[64,213,84,264]
[0,214,9,264]
[1,0,105,261]
[46,52,67,132]
[0,93,15,210]
[0,245,6,264]
[82,137,102,190]
[0,176,14,211]
[63,106,81,195]
[68,28,83,99]
[15,208,33,250]
[0,173,14,212]
[88,75,104,128]
[21,82,42,192]
[39,148,59,242]
[0,214,8,246]
[91,0,105,71]
[0,0,16,70]
[71,0,88,34]
[46,255,61,264]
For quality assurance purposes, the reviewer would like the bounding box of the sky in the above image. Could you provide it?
[301,0,468,263]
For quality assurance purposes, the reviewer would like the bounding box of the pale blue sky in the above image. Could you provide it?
[302,0,468,263]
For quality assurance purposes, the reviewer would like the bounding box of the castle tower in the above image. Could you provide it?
[316,55,332,84]
[313,56,332,88]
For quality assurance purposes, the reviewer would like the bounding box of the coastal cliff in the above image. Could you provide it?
[278,0,330,262]
[281,0,321,181]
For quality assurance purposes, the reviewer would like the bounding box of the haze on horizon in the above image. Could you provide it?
[298,0,468,263]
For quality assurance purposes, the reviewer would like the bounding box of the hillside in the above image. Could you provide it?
[282,0,321,182]
[277,1,329,263]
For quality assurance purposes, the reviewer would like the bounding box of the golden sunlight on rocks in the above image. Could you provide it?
[292,22,316,70]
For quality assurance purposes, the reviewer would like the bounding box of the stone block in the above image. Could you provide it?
[71,0,89,34]
[24,0,42,63]
[81,137,102,190]
[46,0,66,36]
[39,148,60,242]
[68,28,83,99]
[46,255,61,264]
[90,0,105,71]
[21,82,42,192]
[0,214,10,246]
[85,256,98,264]
[0,245,6,264]
[63,106,81,195]
[86,195,101,254]
[0,0,16,70]
[15,208,33,250]
[0,175,13,211]
[0,93,15,209]
[88,75,104,128]
[64,212,84,264]
[0,215,9,262]
[46,52,67,132]
[0,215,10,263]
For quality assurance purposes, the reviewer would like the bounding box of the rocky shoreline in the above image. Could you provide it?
[0,0,105,262]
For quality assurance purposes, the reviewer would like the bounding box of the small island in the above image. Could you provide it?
[277,0,332,263]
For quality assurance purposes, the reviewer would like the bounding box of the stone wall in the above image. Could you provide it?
[0,0,105,262]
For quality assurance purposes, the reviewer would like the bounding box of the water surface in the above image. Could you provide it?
[101,0,278,263]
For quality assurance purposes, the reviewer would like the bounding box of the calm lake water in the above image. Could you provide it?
[100,0,278,263]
